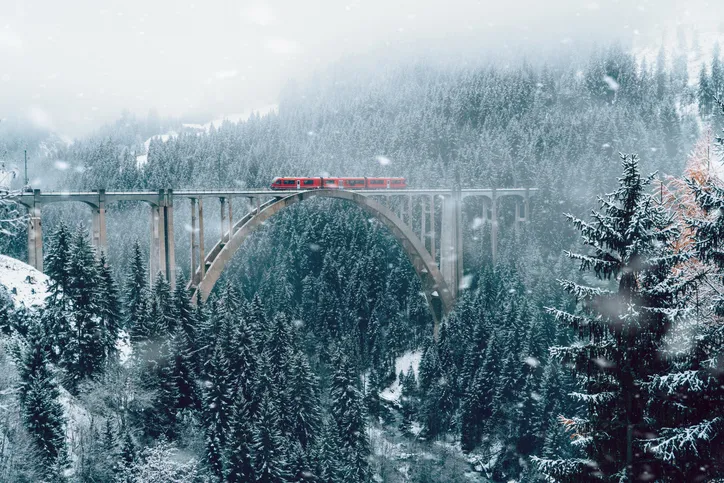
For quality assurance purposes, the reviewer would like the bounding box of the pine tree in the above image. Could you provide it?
[63,227,106,389]
[252,394,290,483]
[535,154,694,481]
[19,326,68,474]
[460,334,498,452]
[44,222,72,298]
[289,352,322,449]
[698,64,714,117]
[43,222,73,362]
[203,342,233,479]
[124,241,150,336]
[226,392,255,483]
[329,355,370,482]
[97,252,121,365]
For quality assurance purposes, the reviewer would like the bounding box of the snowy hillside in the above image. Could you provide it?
[135,104,278,167]
[380,350,422,404]
[0,255,49,310]
[634,29,724,86]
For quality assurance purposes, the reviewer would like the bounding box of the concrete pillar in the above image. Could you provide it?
[190,198,198,286]
[407,195,412,227]
[27,190,42,271]
[220,197,227,243]
[524,188,530,222]
[491,188,498,263]
[228,197,233,237]
[440,189,463,299]
[164,189,175,288]
[92,189,107,256]
[420,197,427,253]
[198,197,206,279]
[149,191,167,283]
[515,199,521,234]
[429,195,435,264]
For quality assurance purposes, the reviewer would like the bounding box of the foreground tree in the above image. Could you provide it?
[534,154,695,481]
[19,327,68,476]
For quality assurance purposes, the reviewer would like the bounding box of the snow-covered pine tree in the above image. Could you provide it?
[289,352,322,449]
[124,241,150,337]
[460,332,499,452]
[203,342,233,478]
[534,154,694,481]
[329,355,370,482]
[18,326,68,475]
[252,393,291,483]
[96,252,121,365]
[225,392,254,483]
[62,227,106,389]
[42,222,72,361]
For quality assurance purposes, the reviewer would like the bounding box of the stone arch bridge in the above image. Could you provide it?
[13,187,534,337]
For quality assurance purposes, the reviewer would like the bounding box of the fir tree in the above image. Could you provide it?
[19,327,68,474]
[124,241,150,336]
[203,343,233,479]
[535,154,695,481]
[252,394,290,483]
[97,252,121,364]
[226,393,255,483]
[63,227,106,389]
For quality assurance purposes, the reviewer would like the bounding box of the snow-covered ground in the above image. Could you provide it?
[0,254,49,310]
[380,350,422,404]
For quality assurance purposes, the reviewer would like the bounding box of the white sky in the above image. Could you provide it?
[0,0,717,136]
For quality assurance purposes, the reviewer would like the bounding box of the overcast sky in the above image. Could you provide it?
[0,0,716,136]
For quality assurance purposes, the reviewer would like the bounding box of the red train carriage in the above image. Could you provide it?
[270,177,406,190]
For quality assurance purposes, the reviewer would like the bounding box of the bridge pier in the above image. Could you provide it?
[27,189,42,272]
[91,189,107,256]
[440,188,463,298]
[149,190,175,286]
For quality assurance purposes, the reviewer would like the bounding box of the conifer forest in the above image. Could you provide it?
[1,2,724,482]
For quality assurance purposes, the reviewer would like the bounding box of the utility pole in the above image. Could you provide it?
[24,149,28,188]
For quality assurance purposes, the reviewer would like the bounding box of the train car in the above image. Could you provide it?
[270,177,407,190]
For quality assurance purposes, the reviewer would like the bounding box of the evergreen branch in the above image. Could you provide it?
[642,418,723,462]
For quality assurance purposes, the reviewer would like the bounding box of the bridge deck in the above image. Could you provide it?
[13,187,536,206]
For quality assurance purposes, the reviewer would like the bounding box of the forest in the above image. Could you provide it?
[0,35,724,482]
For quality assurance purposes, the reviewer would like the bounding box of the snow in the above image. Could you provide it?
[58,385,92,475]
[117,330,132,364]
[0,255,49,310]
[633,30,724,87]
[379,350,422,403]
[181,104,278,132]
[135,131,178,168]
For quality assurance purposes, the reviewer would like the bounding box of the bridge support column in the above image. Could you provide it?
[491,188,498,263]
[429,195,435,263]
[27,189,42,272]
[227,198,233,237]
[440,189,463,298]
[92,189,107,256]
[220,197,227,243]
[190,198,198,286]
[149,191,167,283]
[164,190,175,288]
[198,198,206,279]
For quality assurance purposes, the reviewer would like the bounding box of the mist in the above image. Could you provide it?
[0,0,711,137]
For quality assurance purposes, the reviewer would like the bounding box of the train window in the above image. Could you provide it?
[326,180,336,184]
[370,180,384,185]
[303,180,314,185]
[283,180,295,185]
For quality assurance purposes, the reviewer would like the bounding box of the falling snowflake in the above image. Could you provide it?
[376,155,391,166]
[603,75,620,91]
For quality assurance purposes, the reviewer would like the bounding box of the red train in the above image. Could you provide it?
[270,177,407,190]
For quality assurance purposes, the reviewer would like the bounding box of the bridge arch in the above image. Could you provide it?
[190,189,454,338]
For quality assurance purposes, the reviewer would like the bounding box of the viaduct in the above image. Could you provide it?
[13,187,534,338]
